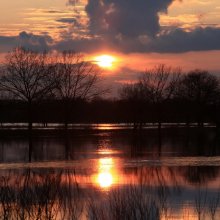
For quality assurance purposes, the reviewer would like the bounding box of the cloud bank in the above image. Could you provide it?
[1,0,220,53]
[86,0,173,37]
[0,32,52,52]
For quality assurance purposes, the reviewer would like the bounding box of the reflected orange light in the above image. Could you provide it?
[97,157,114,188]
[96,124,116,130]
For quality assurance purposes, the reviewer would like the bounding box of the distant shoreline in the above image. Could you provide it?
[0,122,217,130]
[0,123,218,138]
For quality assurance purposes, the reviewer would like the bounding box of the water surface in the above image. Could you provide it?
[0,128,220,219]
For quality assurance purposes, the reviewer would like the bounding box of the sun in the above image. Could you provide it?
[95,55,116,68]
[98,172,113,188]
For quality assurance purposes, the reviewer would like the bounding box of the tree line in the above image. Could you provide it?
[119,65,220,129]
[0,48,220,130]
[0,48,103,130]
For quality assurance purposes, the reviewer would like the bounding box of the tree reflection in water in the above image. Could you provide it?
[0,129,220,219]
[0,169,83,220]
[0,165,219,220]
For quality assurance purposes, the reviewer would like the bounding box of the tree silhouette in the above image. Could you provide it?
[120,64,181,129]
[174,70,220,127]
[0,48,57,131]
[53,51,103,129]
[140,64,181,103]
[119,82,147,128]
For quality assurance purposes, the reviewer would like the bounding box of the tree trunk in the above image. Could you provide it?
[64,99,70,130]
[28,135,33,162]
[158,126,162,157]
[27,101,33,162]
[65,132,70,160]
[28,101,33,132]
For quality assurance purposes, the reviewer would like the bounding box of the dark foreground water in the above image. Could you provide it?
[0,127,220,219]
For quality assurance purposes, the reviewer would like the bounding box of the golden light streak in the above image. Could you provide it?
[97,158,113,188]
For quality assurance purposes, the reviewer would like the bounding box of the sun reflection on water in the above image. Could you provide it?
[98,172,113,188]
[97,157,114,188]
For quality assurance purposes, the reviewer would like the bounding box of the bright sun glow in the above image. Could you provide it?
[98,172,113,188]
[95,55,116,68]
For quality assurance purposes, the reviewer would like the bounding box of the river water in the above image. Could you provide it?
[0,127,220,219]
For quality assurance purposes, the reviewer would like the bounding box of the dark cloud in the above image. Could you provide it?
[67,0,80,5]
[0,31,104,53]
[54,26,220,53]
[149,27,220,53]
[0,32,52,52]
[47,10,63,13]
[69,0,220,53]
[56,18,77,24]
[85,0,174,38]
[54,37,106,53]
[1,27,220,54]
[2,1,219,54]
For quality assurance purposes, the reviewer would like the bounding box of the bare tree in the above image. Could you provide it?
[174,70,220,127]
[175,70,220,105]
[54,51,103,129]
[0,48,57,131]
[140,64,181,129]
[119,64,181,129]
[140,64,181,104]
[119,82,147,129]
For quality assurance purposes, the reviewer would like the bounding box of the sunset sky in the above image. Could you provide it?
[1,0,220,94]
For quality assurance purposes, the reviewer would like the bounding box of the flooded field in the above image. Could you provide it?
[0,127,220,219]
